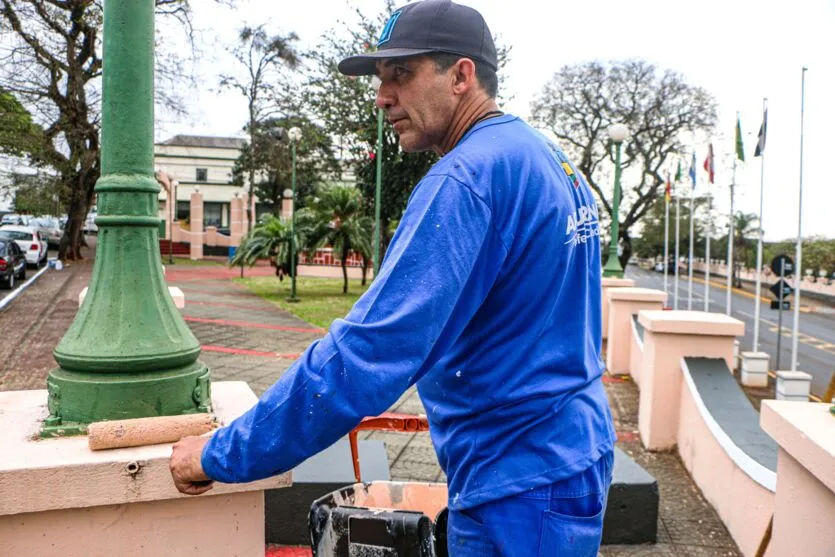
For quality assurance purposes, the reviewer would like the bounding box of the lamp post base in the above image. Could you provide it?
[43,361,211,431]
[602,260,625,279]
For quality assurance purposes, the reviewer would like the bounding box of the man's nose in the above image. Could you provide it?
[375,81,395,110]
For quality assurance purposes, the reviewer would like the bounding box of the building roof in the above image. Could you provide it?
[158,135,246,149]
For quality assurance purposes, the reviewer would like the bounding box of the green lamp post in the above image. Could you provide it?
[43,0,210,435]
[287,126,302,303]
[602,123,630,278]
[371,76,383,277]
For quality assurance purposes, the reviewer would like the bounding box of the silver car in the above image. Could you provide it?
[32,217,63,248]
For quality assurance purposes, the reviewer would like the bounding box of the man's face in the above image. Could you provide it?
[375,56,457,153]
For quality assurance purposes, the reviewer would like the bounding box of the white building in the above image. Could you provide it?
[154,134,252,230]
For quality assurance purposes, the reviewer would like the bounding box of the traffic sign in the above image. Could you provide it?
[770,300,791,310]
[770,279,794,300]
[771,254,794,276]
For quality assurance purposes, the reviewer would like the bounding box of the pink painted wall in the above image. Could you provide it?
[0,491,265,557]
[630,321,643,386]
[605,288,666,375]
[677,370,774,557]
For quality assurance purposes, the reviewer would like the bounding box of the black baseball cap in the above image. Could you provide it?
[338,0,498,76]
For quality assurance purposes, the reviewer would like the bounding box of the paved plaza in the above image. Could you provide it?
[0,258,742,555]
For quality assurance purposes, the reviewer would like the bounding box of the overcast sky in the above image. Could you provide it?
[158,0,835,242]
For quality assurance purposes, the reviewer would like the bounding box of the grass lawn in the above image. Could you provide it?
[235,275,370,329]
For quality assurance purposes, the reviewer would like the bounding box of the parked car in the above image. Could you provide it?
[0,239,27,289]
[0,226,48,268]
[32,216,63,248]
[0,214,31,226]
[83,209,98,234]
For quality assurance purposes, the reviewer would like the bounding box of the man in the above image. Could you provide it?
[171,1,615,554]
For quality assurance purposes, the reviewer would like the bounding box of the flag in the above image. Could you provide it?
[754,108,767,157]
[735,116,745,162]
[688,152,697,189]
[703,143,715,184]
[665,173,672,203]
[675,160,682,182]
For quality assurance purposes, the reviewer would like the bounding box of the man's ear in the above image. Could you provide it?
[451,58,477,95]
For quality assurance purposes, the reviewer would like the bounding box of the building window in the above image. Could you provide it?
[196,168,208,182]
[204,202,223,228]
[176,201,190,221]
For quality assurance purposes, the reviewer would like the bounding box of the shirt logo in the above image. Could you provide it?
[565,204,600,246]
[378,11,402,46]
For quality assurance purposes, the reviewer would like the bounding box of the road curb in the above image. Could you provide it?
[0,264,51,312]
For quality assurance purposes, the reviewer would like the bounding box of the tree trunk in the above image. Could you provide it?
[59,170,96,261]
[619,231,633,270]
[360,256,368,286]
[341,245,349,294]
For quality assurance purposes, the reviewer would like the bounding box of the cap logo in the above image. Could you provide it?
[377,10,402,46]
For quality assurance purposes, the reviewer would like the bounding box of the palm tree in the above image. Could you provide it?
[297,185,372,294]
[732,212,759,287]
[230,215,295,281]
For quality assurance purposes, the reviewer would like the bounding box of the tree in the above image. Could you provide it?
[229,214,295,281]
[230,115,338,214]
[0,87,44,158]
[9,172,65,216]
[530,60,718,267]
[632,196,707,261]
[304,1,511,258]
[0,0,207,260]
[220,24,300,231]
[296,185,371,294]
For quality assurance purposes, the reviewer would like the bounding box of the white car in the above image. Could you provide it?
[0,225,48,268]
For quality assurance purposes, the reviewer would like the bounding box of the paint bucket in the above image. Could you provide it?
[309,481,448,557]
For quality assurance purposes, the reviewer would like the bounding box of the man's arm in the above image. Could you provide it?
[197,174,502,484]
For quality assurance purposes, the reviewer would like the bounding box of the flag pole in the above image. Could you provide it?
[663,192,670,301]
[705,189,711,312]
[753,98,767,353]
[688,189,695,310]
[726,158,736,316]
[663,173,671,301]
[674,189,681,310]
[791,68,808,371]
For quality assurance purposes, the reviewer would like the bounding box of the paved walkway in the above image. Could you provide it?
[0,256,742,555]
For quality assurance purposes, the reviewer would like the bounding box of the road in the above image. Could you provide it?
[627,265,835,399]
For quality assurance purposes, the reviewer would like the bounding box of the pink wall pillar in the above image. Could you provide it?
[761,401,835,557]
[601,277,635,341]
[606,288,667,376]
[230,194,245,242]
[190,188,203,260]
[281,197,294,219]
[637,311,744,451]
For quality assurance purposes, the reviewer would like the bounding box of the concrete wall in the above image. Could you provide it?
[678,362,775,557]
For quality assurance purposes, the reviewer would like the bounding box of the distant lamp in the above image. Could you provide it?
[602,123,630,278]
[607,123,630,143]
[288,127,302,143]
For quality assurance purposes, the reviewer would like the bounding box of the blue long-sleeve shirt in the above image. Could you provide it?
[201,114,615,510]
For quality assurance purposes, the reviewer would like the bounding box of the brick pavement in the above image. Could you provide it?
[0,256,742,555]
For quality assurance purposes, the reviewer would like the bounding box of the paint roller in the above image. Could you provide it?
[87,413,216,451]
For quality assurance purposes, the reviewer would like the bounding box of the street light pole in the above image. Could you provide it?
[287,126,302,303]
[45,0,210,433]
[374,107,383,276]
[602,123,630,278]
[371,76,384,278]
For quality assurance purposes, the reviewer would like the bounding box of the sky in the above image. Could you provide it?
[158,0,835,242]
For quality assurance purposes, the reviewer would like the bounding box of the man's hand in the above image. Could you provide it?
[170,435,215,495]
